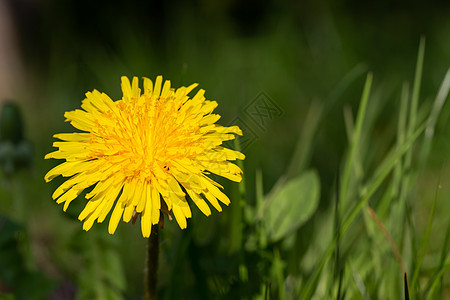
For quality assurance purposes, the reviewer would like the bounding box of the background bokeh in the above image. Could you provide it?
[1,0,449,299]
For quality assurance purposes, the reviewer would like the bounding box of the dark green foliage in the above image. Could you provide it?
[0,215,54,299]
[0,104,33,178]
[70,230,126,300]
[0,103,23,144]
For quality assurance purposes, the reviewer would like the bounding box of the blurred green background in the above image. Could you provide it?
[0,0,449,299]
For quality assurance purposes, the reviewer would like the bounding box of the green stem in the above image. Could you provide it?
[145,225,159,300]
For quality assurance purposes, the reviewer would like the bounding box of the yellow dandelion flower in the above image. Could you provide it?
[44,76,245,237]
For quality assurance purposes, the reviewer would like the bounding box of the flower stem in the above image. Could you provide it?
[145,225,159,300]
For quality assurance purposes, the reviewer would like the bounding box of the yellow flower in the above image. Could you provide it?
[44,76,245,237]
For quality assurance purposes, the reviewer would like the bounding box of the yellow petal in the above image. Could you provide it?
[53,133,90,142]
[186,189,211,216]
[151,186,161,225]
[172,206,187,229]
[153,76,163,98]
[98,180,124,223]
[203,191,222,212]
[143,77,153,95]
[108,202,124,234]
[141,185,153,238]
[121,76,132,100]
[161,80,171,98]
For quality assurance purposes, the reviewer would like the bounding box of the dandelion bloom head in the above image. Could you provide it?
[44,76,245,237]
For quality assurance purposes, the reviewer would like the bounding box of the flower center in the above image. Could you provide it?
[90,95,200,181]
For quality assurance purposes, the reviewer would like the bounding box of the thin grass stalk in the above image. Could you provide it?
[340,73,373,209]
[410,176,441,292]
[419,67,450,165]
[425,222,450,297]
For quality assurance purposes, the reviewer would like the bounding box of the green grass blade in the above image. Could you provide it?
[333,171,346,300]
[405,36,425,167]
[400,37,425,206]
[299,239,335,300]
[393,82,410,199]
[273,247,286,300]
[399,37,425,204]
[410,175,441,292]
[427,263,450,299]
[419,67,450,165]
[340,72,373,208]
[397,40,425,271]
[342,105,364,181]
[424,218,450,297]
[334,172,341,280]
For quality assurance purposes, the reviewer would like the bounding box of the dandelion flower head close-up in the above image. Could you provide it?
[44,76,245,237]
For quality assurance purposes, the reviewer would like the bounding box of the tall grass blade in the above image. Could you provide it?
[399,37,425,221]
[410,175,441,292]
[424,217,450,297]
[334,171,341,279]
[405,36,425,170]
[392,82,410,201]
[340,73,373,208]
[419,67,450,165]
[427,263,450,299]
[334,171,345,300]
[399,39,425,282]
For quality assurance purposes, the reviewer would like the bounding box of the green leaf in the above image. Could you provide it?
[265,170,320,242]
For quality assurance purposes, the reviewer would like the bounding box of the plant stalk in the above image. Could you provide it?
[145,225,159,300]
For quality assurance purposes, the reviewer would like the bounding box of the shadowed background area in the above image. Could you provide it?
[0,0,449,299]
